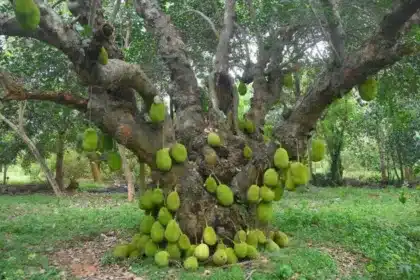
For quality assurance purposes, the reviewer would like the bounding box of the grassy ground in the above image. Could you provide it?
[0,187,419,280]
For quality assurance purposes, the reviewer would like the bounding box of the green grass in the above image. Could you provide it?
[0,187,419,280]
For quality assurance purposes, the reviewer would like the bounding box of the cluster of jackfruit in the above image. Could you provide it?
[155,142,188,172]
[14,0,40,31]
[203,175,234,206]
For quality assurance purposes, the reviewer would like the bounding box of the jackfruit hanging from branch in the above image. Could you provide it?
[14,0,40,31]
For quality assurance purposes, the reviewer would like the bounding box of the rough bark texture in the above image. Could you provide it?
[118,144,135,202]
[2,165,7,185]
[55,131,66,190]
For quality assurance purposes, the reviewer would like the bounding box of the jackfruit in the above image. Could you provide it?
[164,219,181,243]
[212,249,228,266]
[154,251,170,267]
[216,184,234,206]
[285,169,296,191]
[238,81,247,96]
[107,152,122,171]
[182,256,198,271]
[156,148,172,171]
[274,185,284,201]
[260,186,275,202]
[225,247,238,264]
[246,244,259,259]
[113,244,130,258]
[274,231,289,248]
[152,188,164,206]
[150,221,165,243]
[139,189,154,210]
[14,0,40,31]
[203,225,217,246]
[234,230,247,243]
[149,102,166,123]
[244,119,256,134]
[238,119,246,131]
[269,231,275,240]
[246,230,259,248]
[358,77,377,101]
[131,233,143,244]
[234,242,248,258]
[290,162,309,185]
[205,176,218,193]
[158,207,172,226]
[166,190,180,212]
[134,234,150,250]
[257,202,273,223]
[311,138,326,162]
[204,149,218,166]
[274,148,289,169]
[247,185,260,203]
[264,168,279,187]
[170,142,188,163]
[98,47,108,65]
[144,240,158,257]
[207,132,221,147]
[82,128,98,152]
[185,244,197,257]
[194,243,210,261]
[256,229,267,244]
[166,243,181,259]
[178,233,191,250]
[243,145,253,159]
[283,73,294,89]
[216,242,226,250]
[265,239,280,252]
[139,215,155,234]
[98,134,114,152]
[129,250,141,259]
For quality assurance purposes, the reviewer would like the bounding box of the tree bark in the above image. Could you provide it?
[375,124,388,184]
[138,162,146,196]
[55,131,65,190]
[3,165,7,185]
[118,144,135,202]
[89,161,101,182]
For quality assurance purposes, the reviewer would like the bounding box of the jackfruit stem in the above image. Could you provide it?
[210,172,222,185]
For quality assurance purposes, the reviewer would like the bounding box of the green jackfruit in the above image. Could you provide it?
[243,145,252,159]
[154,251,170,267]
[144,240,158,257]
[244,119,256,134]
[274,231,289,248]
[274,148,289,169]
[264,168,279,187]
[152,188,164,206]
[238,119,246,131]
[290,162,309,185]
[98,47,108,65]
[205,176,218,193]
[216,184,234,206]
[178,233,191,250]
[98,134,114,152]
[156,148,172,171]
[285,172,296,191]
[166,243,181,260]
[265,239,280,252]
[170,142,188,163]
[311,138,326,162]
[204,149,218,166]
[194,243,210,261]
[246,230,259,248]
[203,226,217,246]
[234,230,247,243]
[260,186,275,202]
[113,244,130,258]
[234,242,248,258]
[212,249,228,266]
[358,77,377,101]
[216,242,226,250]
[225,248,238,264]
[107,152,122,171]
[283,73,294,89]
[207,132,221,147]
[184,256,199,271]
[247,184,260,203]
[82,128,98,152]
[14,0,40,31]
[129,250,141,259]
[149,102,166,123]
[164,219,181,243]
[139,189,154,210]
[134,234,150,250]
[238,81,247,96]
[150,221,165,243]
[257,202,273,223]
[274,185,284,201]
[256,229,267,244]
[140,215,155,234]
[166,191,180,212]
[158,207,172,226]
[246,244,259,259]
[185,245,197,257]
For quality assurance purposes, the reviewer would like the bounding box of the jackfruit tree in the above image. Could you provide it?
[0,0,419,271]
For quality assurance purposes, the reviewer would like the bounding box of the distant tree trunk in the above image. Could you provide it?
[118,144,135,202]
[55,131,65,190]
[89,161,101,182]
[375,130,388,183]
[3,165,7,185]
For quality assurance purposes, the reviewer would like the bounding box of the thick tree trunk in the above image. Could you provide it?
[55,131,65,190]
[3,165,7,185]
[118,144,135,202]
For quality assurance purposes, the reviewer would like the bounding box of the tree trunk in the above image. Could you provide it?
[138,162,146,196]
[396,145,404,184]
[375,130,388,184]
[89,161,101,182]
[3,165,7,185]
[118,144,135,202]
[55,131,65,190]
